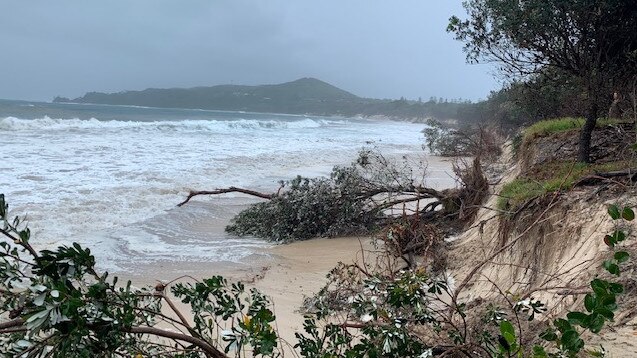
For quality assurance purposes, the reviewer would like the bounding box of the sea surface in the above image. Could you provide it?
[0,99,433,272]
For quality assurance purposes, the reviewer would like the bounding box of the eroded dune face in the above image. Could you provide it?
[448,138,637,356]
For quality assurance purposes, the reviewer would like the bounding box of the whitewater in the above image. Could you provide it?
[0,100,431,272]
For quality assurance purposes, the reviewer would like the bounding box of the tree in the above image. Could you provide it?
[448,0,637,162]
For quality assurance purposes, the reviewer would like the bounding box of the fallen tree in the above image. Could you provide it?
[178,150,488,243]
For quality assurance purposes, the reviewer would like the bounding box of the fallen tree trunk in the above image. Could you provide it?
[176,155,488,243]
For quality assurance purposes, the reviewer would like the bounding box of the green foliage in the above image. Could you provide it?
[449,0,637,161]
[1,198,634,357]
[0,193,281,357]
[226,169,375,242]
[448,0,637,82]
[497,179,546,211]
[172,278,278,356]
[296,269,446,357]
[498,160,633,211]
[423,119,472,156]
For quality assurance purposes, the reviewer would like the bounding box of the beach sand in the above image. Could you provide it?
[112,155,457,351]
[117,235,376,350]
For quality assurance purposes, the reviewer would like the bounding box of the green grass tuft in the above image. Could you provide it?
[523,117,624,142]
[498,160,634,212]
[497,179,545,211]
[523,117,584,141]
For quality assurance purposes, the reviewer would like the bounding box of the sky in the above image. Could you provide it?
[0,1,498,102]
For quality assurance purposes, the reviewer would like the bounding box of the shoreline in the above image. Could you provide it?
[110,153,458,347]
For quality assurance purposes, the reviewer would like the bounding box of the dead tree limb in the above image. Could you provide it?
[177,187,275,207]
[574,169,637,186]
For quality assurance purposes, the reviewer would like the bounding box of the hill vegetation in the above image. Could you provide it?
[54,77,486,122]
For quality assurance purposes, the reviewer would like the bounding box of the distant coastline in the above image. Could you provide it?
[53,77,481,123]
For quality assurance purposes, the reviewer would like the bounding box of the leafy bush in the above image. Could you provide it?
[0,194,277,357]
[226,168,376,242]
[226,150,424,242]
[0,192,633,357]
[423,119,473,156]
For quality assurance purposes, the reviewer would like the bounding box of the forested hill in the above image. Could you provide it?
[53,78,478,122]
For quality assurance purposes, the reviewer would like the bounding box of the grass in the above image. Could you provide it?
[522,117,624,142]
[500,117,634,212]
[497,179,545,211]
[497,160,634,211]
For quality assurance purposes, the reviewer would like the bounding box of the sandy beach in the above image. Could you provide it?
[115,235,375,352]
[106,154,458,351]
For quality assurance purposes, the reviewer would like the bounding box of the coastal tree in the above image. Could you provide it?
[178,149,490,243]
[448,0,637,162]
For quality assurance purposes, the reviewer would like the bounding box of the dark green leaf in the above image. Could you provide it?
[587,313,605,333]
[539,327,557,341]
[553,318,572,333]
[614,230,627,242]
[601,295,617,310]
[566,311,588,327]
[591,279,608,295]
[532,345,548,357]
[605,262,620,276]
[608,283,624,294]
[608,205,620,220]
[622,207,635,221]
[595,308,614,321]
[560,330,584,353]
[614,251,630,263]
[584,294,597,312]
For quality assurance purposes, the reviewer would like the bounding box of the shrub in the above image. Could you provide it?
[226,149,429,242]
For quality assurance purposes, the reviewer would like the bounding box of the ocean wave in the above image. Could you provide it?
[0,116,336,132]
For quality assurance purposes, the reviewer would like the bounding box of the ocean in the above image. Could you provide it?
[0,99,435,273]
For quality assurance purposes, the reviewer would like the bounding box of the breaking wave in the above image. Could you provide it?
[0,116,340,132]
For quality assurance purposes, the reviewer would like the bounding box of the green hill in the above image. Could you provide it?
[54,78,481,121]
[55,78,365,115]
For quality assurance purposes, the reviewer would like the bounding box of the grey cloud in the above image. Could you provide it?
[0,1,497,102]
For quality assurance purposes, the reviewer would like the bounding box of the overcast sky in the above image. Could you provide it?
[0,1,498,102]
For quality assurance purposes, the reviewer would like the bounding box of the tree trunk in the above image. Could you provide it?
[578,101,598,163]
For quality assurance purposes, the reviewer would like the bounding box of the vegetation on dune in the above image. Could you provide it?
[1,191,634,357]
[498,117,637,212]
[523,118,625,142]
[448,0,637,162]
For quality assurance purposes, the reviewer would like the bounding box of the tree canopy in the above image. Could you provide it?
[448,0,637,162]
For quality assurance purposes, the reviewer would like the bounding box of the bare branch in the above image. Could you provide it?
[177,187,275,207]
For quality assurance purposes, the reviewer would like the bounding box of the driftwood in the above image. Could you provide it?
[177,187,275,207]
[178,184,451,213]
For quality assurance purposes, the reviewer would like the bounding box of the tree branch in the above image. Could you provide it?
[177,187,275,207]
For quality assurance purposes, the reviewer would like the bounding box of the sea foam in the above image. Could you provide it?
[1,111,426,272]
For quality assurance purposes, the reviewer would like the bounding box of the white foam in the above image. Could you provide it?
[1,114,427,272]
[0,116,331,132]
